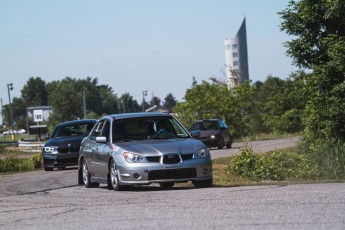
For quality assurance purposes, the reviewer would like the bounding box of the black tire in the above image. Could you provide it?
[226,136,232,149]
[78,167,84,185]
[82,158,99,188]
[107,159,129,191]
[44,166,53,171]
[159,182,175,189]
[217,137,224,149]
[193,179,213,188]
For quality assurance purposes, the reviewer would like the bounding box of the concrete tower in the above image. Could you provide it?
[225,18,249,89]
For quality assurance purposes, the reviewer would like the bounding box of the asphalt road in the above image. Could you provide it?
[1,137,344,229]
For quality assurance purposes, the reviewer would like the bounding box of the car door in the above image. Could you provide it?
[92,119,112,178]
[86,120,106,174]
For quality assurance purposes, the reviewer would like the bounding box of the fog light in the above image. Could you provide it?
[202,169,208,175]
[133,173,141,179]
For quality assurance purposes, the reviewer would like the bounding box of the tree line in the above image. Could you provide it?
[174,72,307,138]
[2,77,177,130]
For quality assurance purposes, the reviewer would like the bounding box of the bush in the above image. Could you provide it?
[230,147,319,181]
[0,154,43,173]
[306,139,345,180]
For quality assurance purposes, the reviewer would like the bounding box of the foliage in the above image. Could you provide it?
[21,77,48,106]
[302,139,345,180]
[163,93,177,111]
[230,147,319,181]
[119,93,141,113]
[174,74,305,138]
[279,0,345,144]
[0,153,42,173]
[149,96,161,107]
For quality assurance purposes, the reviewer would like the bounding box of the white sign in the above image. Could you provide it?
[33,110,43,122]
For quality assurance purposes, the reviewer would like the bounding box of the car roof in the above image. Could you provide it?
[101,112,172,120]
[193,119,220,123]
[56,119,97,127]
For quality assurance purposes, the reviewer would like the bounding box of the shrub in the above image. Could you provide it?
[230,147,319,181]
[306,139,345,180]
[0,153,43,173]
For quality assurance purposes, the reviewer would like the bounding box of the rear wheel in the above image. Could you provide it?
[159,182,175,189]
[108,159,129,191]
[193,179,213,188]
[82,158,99,188]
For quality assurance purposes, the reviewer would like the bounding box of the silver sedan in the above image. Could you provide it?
[78,112,212,191]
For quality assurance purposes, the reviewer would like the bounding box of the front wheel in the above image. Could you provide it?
[82,158,99,188]
[108,159,130,191]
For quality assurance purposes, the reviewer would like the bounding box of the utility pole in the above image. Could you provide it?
[142,90,147,112]
[82,88,87,119]
[1,98,3,127]
[7,83,14,140]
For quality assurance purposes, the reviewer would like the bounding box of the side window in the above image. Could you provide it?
[101,120,110,142]
[90,120,106,140]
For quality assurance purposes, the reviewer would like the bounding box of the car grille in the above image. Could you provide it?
[146,156,161,163]
[146,154,194,163]
[58,145,80,153]
[163,154,180,164]
[148,168,197,180]
[181,154,193,161]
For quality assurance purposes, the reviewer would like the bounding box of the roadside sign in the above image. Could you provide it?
[33,110,43,122]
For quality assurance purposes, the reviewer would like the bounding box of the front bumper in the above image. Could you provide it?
[116,158,212,185]
[43,152,79,168]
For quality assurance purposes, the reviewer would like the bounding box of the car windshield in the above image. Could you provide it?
[195,121,218,131]
[112,116,190,142]
[52,123,94,138]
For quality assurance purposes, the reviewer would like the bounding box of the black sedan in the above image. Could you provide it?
[42,119,97,171]
[189,119,233,149]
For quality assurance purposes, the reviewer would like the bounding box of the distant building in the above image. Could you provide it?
[224,18,249,89]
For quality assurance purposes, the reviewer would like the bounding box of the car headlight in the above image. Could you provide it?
[43,146,59,154]
[210,135,216,139]
[123,152,148,163]
[193,148,210,159]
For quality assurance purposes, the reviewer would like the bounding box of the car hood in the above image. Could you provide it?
[44,136,86,147]
[115,138,206,156]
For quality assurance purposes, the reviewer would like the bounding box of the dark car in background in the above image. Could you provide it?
[189,119,233,149]
[78,112,212,191]
[42,119,97,171]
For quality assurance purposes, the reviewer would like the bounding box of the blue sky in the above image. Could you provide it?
[0,0,297,110]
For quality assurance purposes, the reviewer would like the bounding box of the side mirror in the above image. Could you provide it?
[45,133,50,140]
[190,130,201,138]
[96,136,107,143]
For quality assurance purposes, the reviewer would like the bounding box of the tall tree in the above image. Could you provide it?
[279,0,345,143]
[21,77,48,106]
[163,93,177,111]
[119,93,141,113]
[149,96,161,107]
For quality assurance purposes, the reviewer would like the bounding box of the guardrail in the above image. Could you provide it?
[18,141,44,153]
